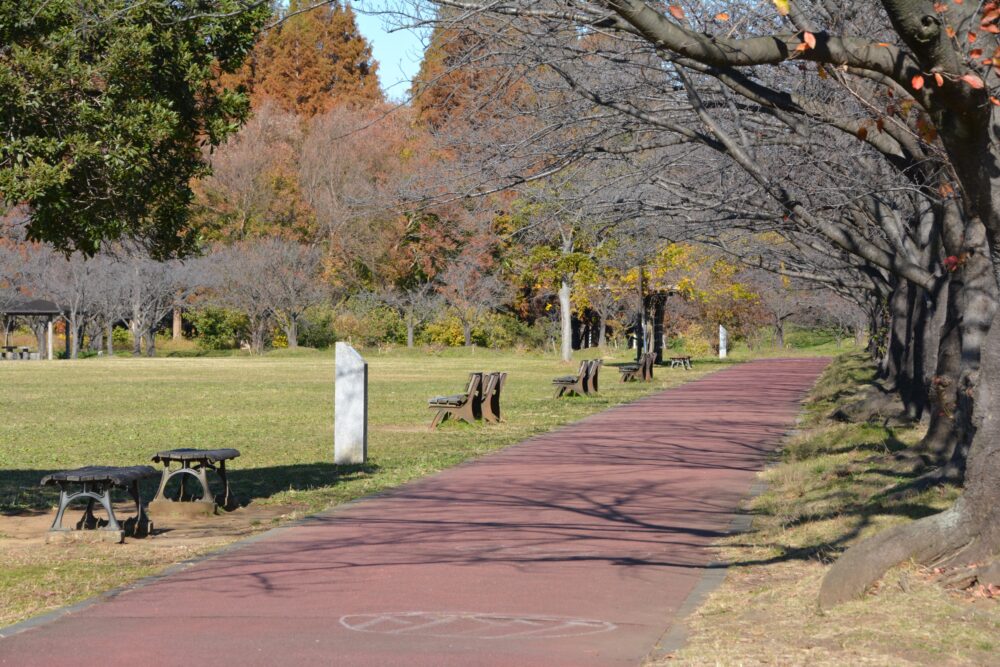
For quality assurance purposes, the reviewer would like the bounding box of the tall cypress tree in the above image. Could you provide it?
[238,2,383,115]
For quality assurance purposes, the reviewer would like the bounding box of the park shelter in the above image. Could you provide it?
[1,298,61,359]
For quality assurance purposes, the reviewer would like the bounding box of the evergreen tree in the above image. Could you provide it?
[0,0,268,257]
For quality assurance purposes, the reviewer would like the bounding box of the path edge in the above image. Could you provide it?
[643,417,810,663]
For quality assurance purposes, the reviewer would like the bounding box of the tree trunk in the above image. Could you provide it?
[131,321,142,356]
[286,317,299,349]
[775,319,785,348]
[106,323,114,357]
[559,277,572,362]
[69,317,81,359]
[462,321,472,347]
[172,306,182,341]
[406,319,415,348]
[598,315,607,348]
[145,329,156,357]
[820,307,1000,608]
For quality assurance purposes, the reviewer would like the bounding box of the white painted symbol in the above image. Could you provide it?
[339,611,617,639]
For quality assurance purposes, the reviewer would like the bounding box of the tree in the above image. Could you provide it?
[208,242,278,354]
[381,0,1000,605]
[0,1,268,256]
[439,240,508,346]
[233,1,382,115]
[120,246,197,357]
[258,239,327,348]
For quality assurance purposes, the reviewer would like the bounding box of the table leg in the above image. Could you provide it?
[217,460,232,509]
[51,485,70,531]
[96,484,121,532]
[127,481,151,537]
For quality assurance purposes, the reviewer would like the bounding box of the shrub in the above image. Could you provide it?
[298,306,337,349]
[112,326,131,347]
[184,307,248,350]
[419,315,465,347]
[333,295,406,347]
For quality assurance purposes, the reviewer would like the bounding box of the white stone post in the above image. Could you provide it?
[335,342,368,465]
[719,325,728,359]
[47,319,54,360]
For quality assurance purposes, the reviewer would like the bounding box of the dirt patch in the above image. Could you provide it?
[1,500,303,550]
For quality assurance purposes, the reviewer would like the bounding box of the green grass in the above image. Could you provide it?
[655,352,1000,667]
[1,345,734,626]
[0,346,735,513]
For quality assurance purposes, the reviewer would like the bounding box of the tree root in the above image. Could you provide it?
[830,386,913,426]
[936,560,1000,591]
[818,503,972,609]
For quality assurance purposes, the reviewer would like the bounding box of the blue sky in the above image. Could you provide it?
[355,12,428,102]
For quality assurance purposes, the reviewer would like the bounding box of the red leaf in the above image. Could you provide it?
[715,12,730,21]
[802,31,817,49]
[668,5,685,20]
[961,73,986,88]
[935,72,945,86]
[912,74,925,90]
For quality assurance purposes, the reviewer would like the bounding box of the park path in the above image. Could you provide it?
[0,358,828,667]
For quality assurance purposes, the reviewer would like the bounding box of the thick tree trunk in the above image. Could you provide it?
[598,316,607,348]
[774,320,785,348]
[559,278,572,362]
[820,311,1000,607]
[462,321,472,347]
[286,318,298,349]
[106,323,114,357]
[145,329,156,357]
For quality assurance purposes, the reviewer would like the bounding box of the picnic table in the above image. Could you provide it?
[41,466,158,542]
[669,356,693,370]
[1,345,29,360]
[149,448,240,516]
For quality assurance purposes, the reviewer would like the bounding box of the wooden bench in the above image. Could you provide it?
[553,359,600,398]
[482,371,508,423]
[668,356,692,370]
[41,465,158,542]
[149,448,241,516]
[429,372,484,428]
[620,352,655,382]
[585,359,603,394]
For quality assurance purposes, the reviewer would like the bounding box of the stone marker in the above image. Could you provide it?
[335,342,368,465]
[719,325,728,359]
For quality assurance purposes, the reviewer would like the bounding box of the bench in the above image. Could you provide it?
[149,448,241,516]
[620,352,655,382]
[553,359,600,398]
[669,356,692,370]
[585,359,603,394]
[41,466,158,542]
[482,371,508,423]
[429,372,484,428]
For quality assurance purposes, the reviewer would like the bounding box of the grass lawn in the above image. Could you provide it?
[656,353,1000,666]
[1,344,747,627]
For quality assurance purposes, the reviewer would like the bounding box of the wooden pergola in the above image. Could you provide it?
[1,298,62,360]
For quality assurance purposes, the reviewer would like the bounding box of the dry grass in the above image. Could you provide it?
[652,353,1000,666]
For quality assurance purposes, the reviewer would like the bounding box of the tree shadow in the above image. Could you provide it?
[1,462,382,515]
[231,462,381,505]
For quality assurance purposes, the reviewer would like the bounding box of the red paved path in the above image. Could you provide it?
[0,358,827,667]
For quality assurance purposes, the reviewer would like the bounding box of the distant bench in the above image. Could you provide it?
[668,356,692,370]
[429,371,507,428]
